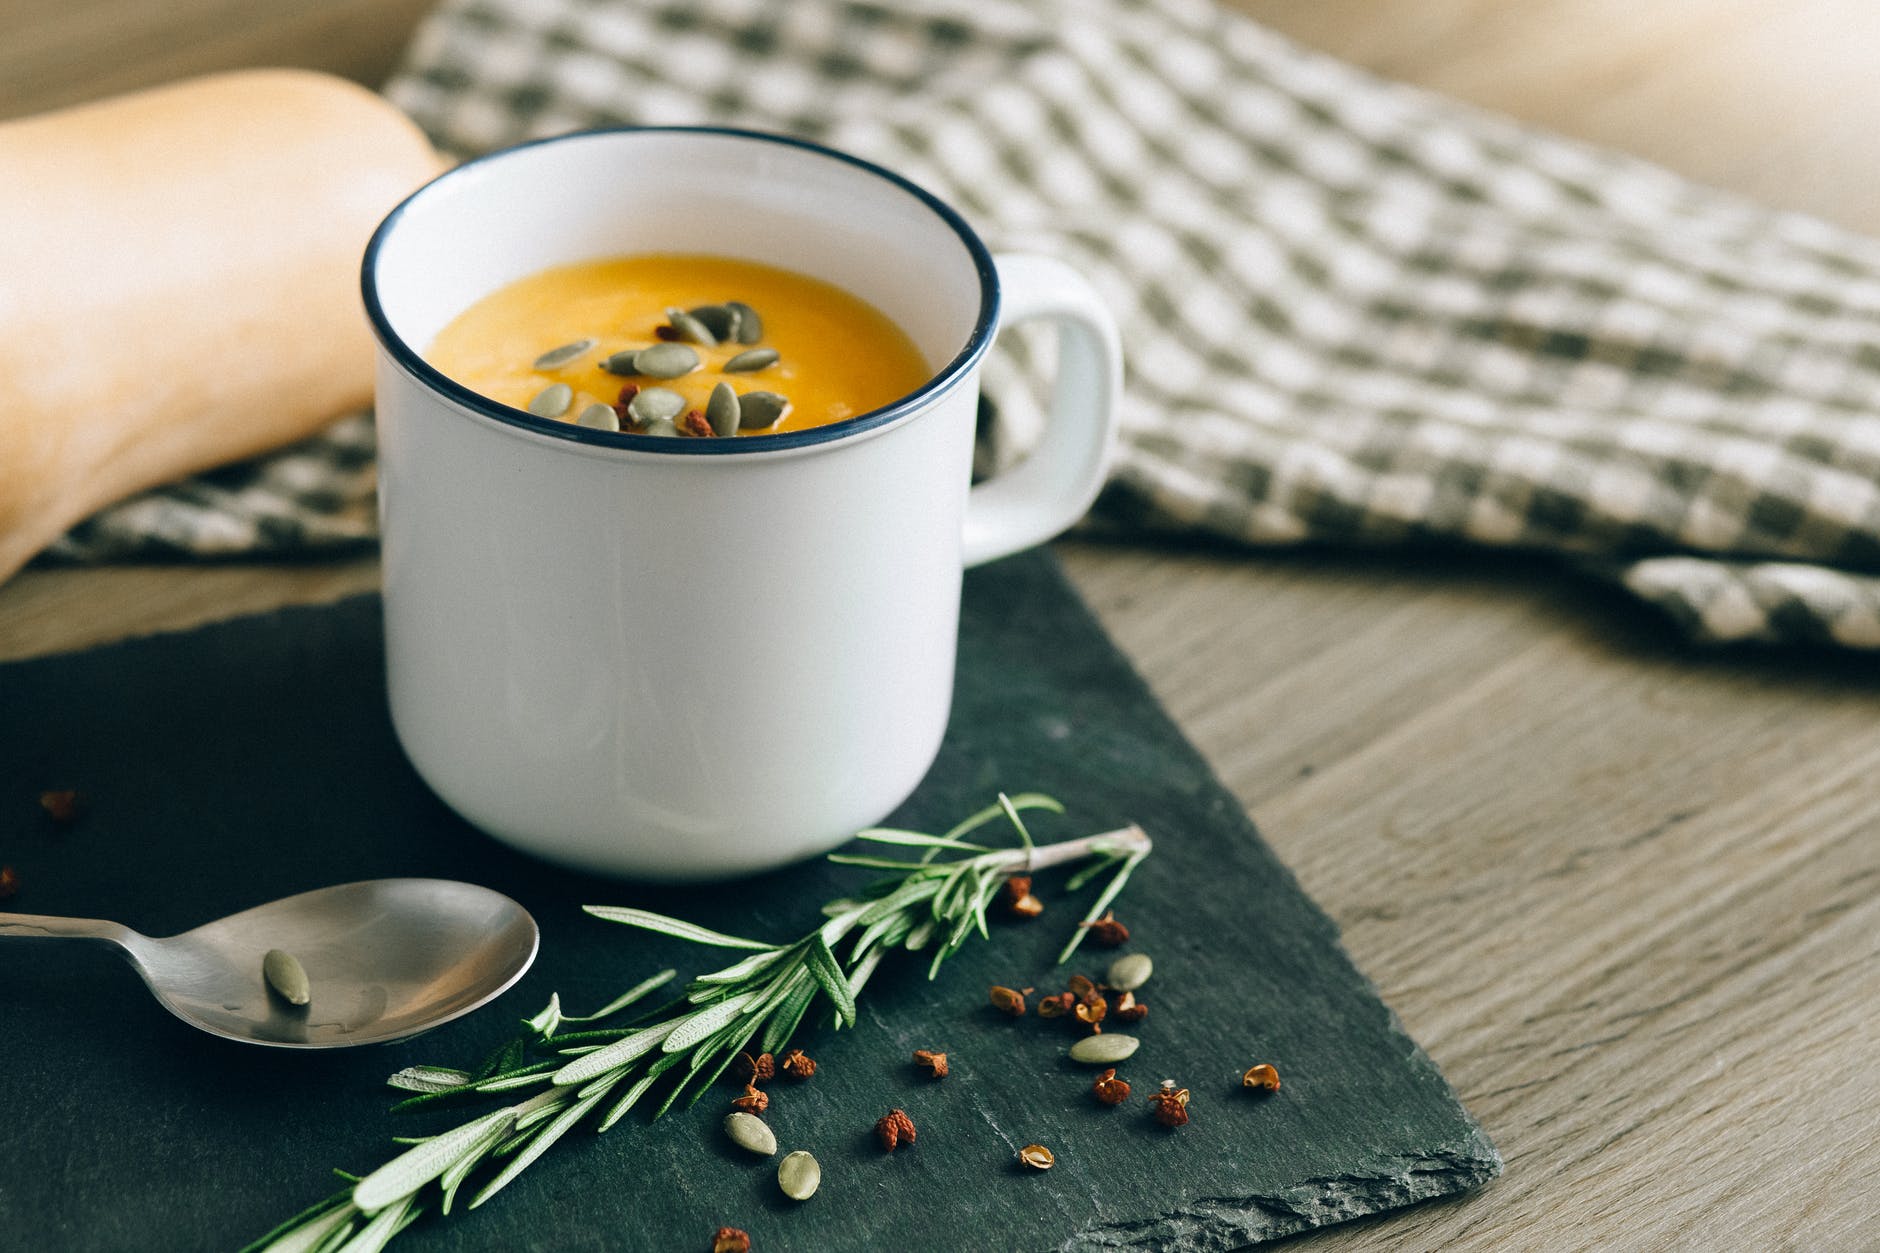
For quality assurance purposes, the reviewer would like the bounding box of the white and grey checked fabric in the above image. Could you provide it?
[57,0,1880,647]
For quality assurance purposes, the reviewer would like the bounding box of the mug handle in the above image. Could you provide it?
[961,253,1123,568]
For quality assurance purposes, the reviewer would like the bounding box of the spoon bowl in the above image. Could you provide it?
[0,879,538,1047]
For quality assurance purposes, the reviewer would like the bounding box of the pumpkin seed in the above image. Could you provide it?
[1068,1033,1140,1065]
[634,343,701,379]
[627,387,686,424]
[531,338,596,370]
[600,349,644,376]
[689,304,738,341]
[737,390,790,431]
[706,382,741,438]
[664,307,717,347]
[638,417,680,438]
[576,402,621,431]
[724,1111,777,1157]
[526,383,573,418]
[777,1150,821,1200]
[726,300,763,344]
[723,347,780,373]
[263,949,310,1006]
[1107,953,1153,993]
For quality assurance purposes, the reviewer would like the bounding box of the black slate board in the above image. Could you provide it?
[0,551,1497,1251]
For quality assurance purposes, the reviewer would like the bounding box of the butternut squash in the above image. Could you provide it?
[0,69,443,584]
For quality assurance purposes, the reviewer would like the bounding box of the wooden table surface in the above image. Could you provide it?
[3,3,1876,1249]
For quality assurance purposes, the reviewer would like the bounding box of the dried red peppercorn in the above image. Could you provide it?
[0,865,18,900]
[711,1226,751,1253]
[988,985,1028,1016]
[1091,1068,1130,1105]
[874,1107,917,1152]
[730,1082,769,1113]
[1112,990,1149,1023]
[912,1049,948,1079]
[779,1048,816,1080]
[680,409,714,438]
[1078,911,1130,946]
[1002,874,1044,919]
[1035,991,1075,1019]
[734,1052,776,1084]
[38,789,83,825]
[1148,1080,1190,1127]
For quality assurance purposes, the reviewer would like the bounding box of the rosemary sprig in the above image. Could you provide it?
[243,795,1151,1253]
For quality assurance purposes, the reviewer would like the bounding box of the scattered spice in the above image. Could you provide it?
[1091,1068,1131,1105]
[1073,996,1108,1032]
[1242,1063,1281,1093]
[711,1226,751,1253]
[1149,1080,1191,1128]
[1017,1144,1055,1171]
[730,1082,769,1114]
[874,1108,917,1152]
[1002,874,1044,919]
[1035,991,1075,1018]
[38,789,83,826]
[0,864,18,900]
[912,1049,949,1079]
[680,409,714,438]
[612,383,640,425]
[1079,911,1130,946]
[1066,974,1098,1003]
[1112,990,1149,1023]
[735,1052,777,1084]
[988,985,1029,1016]
[778,1048,817,1080]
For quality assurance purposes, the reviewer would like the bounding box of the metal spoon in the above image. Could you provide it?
[0,879,538,1048]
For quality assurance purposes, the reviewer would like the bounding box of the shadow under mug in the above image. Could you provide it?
[364,127,1121,880]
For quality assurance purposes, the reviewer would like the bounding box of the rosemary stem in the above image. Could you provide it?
[1014,824,1151,873]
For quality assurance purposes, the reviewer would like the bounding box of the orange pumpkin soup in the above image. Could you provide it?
[425,253,930,437]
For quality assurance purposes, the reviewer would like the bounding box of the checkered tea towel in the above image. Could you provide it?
[53,0,1880,648]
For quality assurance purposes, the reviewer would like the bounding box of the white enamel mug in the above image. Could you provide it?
[363,128,1120,880]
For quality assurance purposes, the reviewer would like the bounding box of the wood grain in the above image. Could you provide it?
[2,1,1878,1248]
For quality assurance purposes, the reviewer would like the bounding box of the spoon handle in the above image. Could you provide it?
[0,912,144,953]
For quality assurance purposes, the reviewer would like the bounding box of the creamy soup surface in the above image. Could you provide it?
[426,253,932,437]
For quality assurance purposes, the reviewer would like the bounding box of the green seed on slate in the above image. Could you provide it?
[726,300,762,344]
[576,402,620,431]
[777,1150,821,1201]
[600,349,644,376]
[689,304,738,341]
[531,338,596,370]
[263,949,310,1007]
[737,390,790,431]
[706,382,741,438]
[1107,953,1153,993]
[638,417,680,437]
[724,1111,777,1157]
[1069,1033,1140,1065]
[723,347,780,373]
[526,382,573,418]
[627,387,686,424]
[664,307,717,347]
[634,343,701,379]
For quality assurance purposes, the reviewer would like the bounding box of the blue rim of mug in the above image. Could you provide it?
[361,126,1002,455]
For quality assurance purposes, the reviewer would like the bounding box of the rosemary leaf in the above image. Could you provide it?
[851,828,992,851]
[660,992,757,1053]
[997,792,1036,850]
[352,1108,517,1214]
[331,1194,412,1253]
[686,948,787,988]
[550,1020,679,1088]
[1058,845,1150,964]
[238,1189,355,1253]
[470,1089,605,1211]
[580,906,776,951]
[804,934,857,1027]
[385,1067,472,1095]
[557,969,678,1023]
